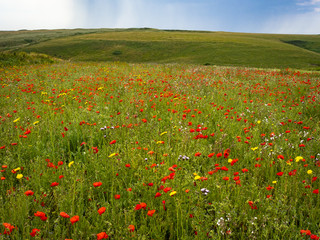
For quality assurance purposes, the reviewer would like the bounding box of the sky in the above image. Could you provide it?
[0,0,319,34]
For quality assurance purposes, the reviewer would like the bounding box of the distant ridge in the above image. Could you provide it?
[1,28,320,70]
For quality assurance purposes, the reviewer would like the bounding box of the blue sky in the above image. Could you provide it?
[0,0,320,33]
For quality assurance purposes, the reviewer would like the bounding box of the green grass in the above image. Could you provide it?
[1,28,320,70]
[0,51,57,67]
[0,62,319,239]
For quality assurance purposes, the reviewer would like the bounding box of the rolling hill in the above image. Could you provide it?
[1,28,320,70]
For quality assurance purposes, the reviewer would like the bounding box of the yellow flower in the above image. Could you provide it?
[14,167,21,172]
[295,156,303,162]
[33,121,39,125]
[228,159,233,163]
[194,175,201,180]
[169,191,177,196]
[287,162,292,166]
[307,170,313,175]
[193,173,198,176]
[13,118,20,123]
[108,153,116,158]
[251,147,258,151]
[68,161,74,167]
[257,120,261,124]
[272,181,277,184]
[16,174,23,179]
[157,141,164,144]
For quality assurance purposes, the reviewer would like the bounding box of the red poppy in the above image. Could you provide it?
[233,176,240,181]
[194,152,201,157]
[300,230,312,236]
[266,185,274,191]
[128,224,135,232]
[60,212,70,218]
[3,223,15,235]
[92,147,99,154]
[139,202,146,209]
[25,190,34,196]
[98,207,106,215]
[30,228,40,237]
[277,172,284,176]
[221,166,228,171]
[114,194,120,199]
[70,215,79,225]
[97,232,109,239]
[93,182,102,187]
[34,211,47,221]
[208,153,215,158]
[50,182,59,187]
[110,140,116,144]
[135,204,142,210]
[147,209,156,216]
[155,192,162,198]
[313,189,319,194]
[248,201,257,209]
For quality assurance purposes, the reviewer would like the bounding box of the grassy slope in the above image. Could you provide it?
[1,28,320,70]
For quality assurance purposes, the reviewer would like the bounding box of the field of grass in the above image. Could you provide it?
[0,61,319,239]
[0,51,57,67]
[1,28,320,70]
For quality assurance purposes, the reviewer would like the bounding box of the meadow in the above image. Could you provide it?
[1,28,320,70]
[0,61,319,239]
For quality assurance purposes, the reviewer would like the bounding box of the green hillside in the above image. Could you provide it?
[1,28,320,70]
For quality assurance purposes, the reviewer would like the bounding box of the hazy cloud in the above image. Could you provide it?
[0,0,319,33]
[263,11,320,34]
[261,0,320,34]
[0,0,85,30]
[297,0,320,6]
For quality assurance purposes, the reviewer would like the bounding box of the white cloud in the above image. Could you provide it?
[296,0,320,12]
[297,0,320,5]
[0,0,86,30]
[262,0,320,34]
[262,11,320,34]
[112,0,208,30]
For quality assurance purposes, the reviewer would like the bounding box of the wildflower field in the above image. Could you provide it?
[0,62,319,239]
